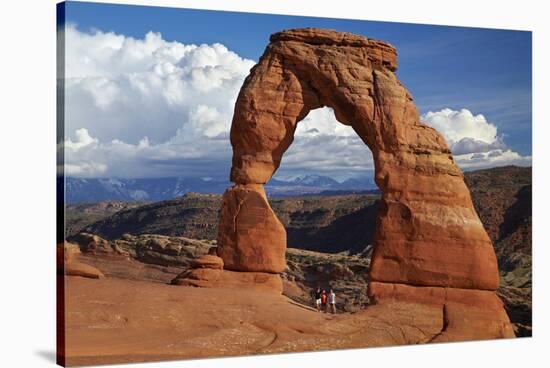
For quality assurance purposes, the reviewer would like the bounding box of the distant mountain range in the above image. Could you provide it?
[63,174,378,203]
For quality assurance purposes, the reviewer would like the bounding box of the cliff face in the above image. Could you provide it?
[76,194,222,241]
[270,195,380,254]
[465,166,532,284]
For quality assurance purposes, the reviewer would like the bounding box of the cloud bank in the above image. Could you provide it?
[62,24,254,177]
[421,108,531,170]
[62,26,530,179]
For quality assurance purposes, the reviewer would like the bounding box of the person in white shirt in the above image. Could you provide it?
[328,289,336,314]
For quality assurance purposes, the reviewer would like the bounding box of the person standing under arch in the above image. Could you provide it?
[328,289,336,314]
[313,286,322,312]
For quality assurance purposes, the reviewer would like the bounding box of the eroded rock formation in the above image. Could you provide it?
[57,242,105,279]
[217,184,286,273]
[172,254,283,294]
[179,27,513,340]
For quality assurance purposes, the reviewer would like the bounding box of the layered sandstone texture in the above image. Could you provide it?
[213,28,513,337]
[172,254,283,294]
[217,184,286,273]
[175,185,286,292]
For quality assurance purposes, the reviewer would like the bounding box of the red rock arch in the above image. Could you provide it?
[218,28,498,290]
[208,28,513,340]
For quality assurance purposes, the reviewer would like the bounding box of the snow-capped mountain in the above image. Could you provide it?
[265,174,376,196]
[281,174,340,187]
[62,175,378,203]
[63,177,231,203]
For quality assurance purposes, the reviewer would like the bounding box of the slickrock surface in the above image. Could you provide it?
[63,276,513,366]
[215,27,512,338]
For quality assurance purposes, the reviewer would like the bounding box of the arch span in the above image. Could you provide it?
[217,28,499,291]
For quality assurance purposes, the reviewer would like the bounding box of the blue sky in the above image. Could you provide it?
[60,1,532,179]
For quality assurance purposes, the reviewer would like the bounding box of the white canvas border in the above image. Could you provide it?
[1,0,546,367]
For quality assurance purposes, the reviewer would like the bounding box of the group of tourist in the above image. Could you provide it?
[312,286,337,313]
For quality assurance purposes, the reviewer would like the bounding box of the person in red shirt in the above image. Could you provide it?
[321,289,328,312]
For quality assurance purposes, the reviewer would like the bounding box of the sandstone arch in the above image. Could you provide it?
[219,28,500,289]
[178,28,514,340]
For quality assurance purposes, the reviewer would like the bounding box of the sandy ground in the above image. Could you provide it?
[61,276,445,366]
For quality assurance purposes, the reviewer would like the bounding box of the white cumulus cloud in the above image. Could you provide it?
[64,128,98,150]
[423,108,497,143]
[422,108,531,169]
[62,25,254,178]
[282,108,373,180]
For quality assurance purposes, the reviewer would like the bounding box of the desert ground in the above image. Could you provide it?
[63,276,447,366]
